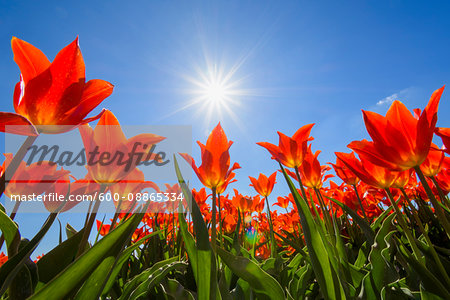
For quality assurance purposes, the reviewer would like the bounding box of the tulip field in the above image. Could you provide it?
[1,37,450,300]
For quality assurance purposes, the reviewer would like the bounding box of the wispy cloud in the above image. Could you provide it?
[376,88,411,106]
[377,93,398,106]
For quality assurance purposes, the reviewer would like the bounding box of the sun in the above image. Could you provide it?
[173,62,248,128]
[157,49,260,130]
[199,70,233,107]
[205,82,226,104]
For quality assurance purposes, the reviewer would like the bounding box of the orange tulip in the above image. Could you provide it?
[249,172,277,197]
[223,214,237,234]
[349,86,445,171]
[0,37,114,135]
[335,152,402,189]
[298,146,333,189]
[2,153,70,199]
[180,123,240,191]
[41,174,72,213]
[435,127,450,154]
[109,168,160,213]
[252,195,265,213]
[96,220,110,236]
[257,124,314,168]
[435,158,450,194]
[273,195,291,209]
[79,110,165,185]
[192,187,210,206]
[0,252,7,267]
[420,144,445,177]
[329,152,360,186]
[231,189,253,213]
[391,169,414,189]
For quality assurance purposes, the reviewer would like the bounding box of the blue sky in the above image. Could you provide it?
[1,0,450,255]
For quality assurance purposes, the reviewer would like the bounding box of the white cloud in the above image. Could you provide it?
[377,93,398,106]
[376,88,411,106]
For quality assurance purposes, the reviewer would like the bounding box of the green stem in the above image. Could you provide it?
[430,176,450,209]
[218,194,223,248]
[211,187,217,252]
[0,135,38,250]
[400,188,450,286]
[385,188,424,264]
[414,166,450,239]
[314,188,333,233]
[76,184,107,258]
[109,198,124,233]
[294,166,310,207]
[264,196,277,258]
[352,184,368,219]
[0,135,38,198]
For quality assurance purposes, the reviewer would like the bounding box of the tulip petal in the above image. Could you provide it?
[78,124,95,155]
[50,37,85,88]
[0,112,38,136]
[206,123,231,154]
[41,37,85,119]
[423,85,444,124]
[11,37,51,84]
[179,153,206,187]
[256,142,283,163]
[385,100,416,150]
[348,140,400,171]
[63,79,114,122]
[435,127,450,152]
[126,133,166,164]
[94,110,127,146]
[292,123,314,142]
[362,110,389,145]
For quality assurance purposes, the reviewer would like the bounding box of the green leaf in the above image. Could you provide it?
[36,228,85,284]
[0,212,57,297]
[420,285,444,300]
[101,230,161,296]
[280,164,345,300]
[216,247,285,300]
[396,237,450,299]
[118,257,181,300]
[128,261,187,300]
[0,208,20,250]
[29,211,146,300]
[231,278,252,300]
[162,278,195,300]
[174,155,220,300]
[74,256,116,300]
[66,223,78,239]
[327,196,375,244]
[359,214,398,299]
[371,202,395,230]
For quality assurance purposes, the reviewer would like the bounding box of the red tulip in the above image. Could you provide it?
[2,153,70,199]
[435,127,450,154]
[435,158,450,194]
[249,172,277,197]
[79,110,165,185]
[329,152,360,186]
[273,195,291,209]
[109,168,160,213]
[0,252,7,267]
[349,86,444,171]
[0,37,114,135]
[420,144,445,177]
[335,152,402,189]
[180,123,240,192]
[298,146,333,189]
[257,124,314,168]
[96,220,110,236]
